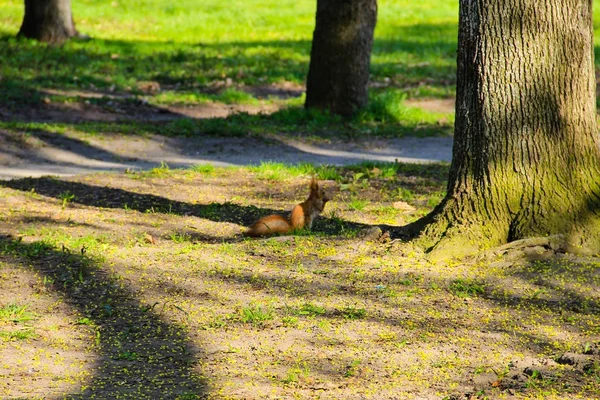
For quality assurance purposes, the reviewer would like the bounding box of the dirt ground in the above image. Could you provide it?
[0,169,598,399]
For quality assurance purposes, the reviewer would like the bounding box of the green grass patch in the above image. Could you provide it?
[238,305,274,324]
[249,161,316,181]
[0,303,35,323]
[358,89,453,128]
[0,328,37,341]
[294,303,326,317]
[153,88,261,106]
[138,162,177,178]
[340,306,367,319]
[448,279,485,298]
[190,164,216,175]
[348,198,369,211]
[282,361,311,384]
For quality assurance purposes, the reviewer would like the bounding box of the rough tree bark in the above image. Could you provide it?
[407,0,600,259]
[305,0,377,116]
[18,0,78,44]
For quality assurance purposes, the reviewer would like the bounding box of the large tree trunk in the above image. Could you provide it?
[305,0,377,116]
[407,0,600,259]
[18,0,78,44]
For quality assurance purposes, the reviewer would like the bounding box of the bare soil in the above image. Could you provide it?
[0,165,598,399]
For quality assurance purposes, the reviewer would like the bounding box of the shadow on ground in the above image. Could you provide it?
[0,176,383,238]
[0,234,209,398]
[0,24,459,105]
[0,28,458,179]
[0,174,598,398]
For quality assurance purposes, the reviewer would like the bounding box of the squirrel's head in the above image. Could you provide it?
[309,177,330,211]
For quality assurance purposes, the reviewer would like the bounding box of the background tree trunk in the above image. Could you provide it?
[18,0,78,44]
[305,0,377,116]
[407,0,600,259]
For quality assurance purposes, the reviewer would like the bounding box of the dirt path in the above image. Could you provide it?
[0,97,454,179]
[0,133,453,179]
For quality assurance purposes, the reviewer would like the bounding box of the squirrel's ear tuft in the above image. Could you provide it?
[310,176,319,191]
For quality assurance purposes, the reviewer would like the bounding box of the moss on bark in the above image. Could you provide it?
[405,0,600,261]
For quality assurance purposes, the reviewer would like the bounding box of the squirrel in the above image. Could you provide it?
[244,177,330,237]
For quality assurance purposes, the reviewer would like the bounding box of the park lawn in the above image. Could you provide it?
[0,163,599,399]
[0,0,459,91]
[0,0,451,141]
[3,0,600,139]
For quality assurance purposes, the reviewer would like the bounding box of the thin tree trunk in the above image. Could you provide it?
[305,0,377,116]
[406,0,600,259]
[18,0,78,44]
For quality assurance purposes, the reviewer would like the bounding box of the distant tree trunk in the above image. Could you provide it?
[406,0,600,259]
[18,0,78,44]
[305,0,377,116]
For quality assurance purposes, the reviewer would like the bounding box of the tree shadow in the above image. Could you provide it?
[0,28,457,179]
[0,123,453,181]
[0,234,209,398]
[0,176,376,237]
[4,21,600,106]
[0,25,459,103]
[1,174,597,397]
[0,26,457,138]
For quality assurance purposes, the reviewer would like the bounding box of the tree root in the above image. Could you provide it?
[476,235,567,264]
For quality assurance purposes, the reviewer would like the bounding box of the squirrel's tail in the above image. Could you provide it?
[244,215,292,237]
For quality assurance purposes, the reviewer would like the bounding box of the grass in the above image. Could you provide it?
[0,0,458,91]
[3,1,600,141]
[0,328,37,341]
[247,161,345,182]
[0,304,37,343]
[151,88,259,106]
[248,161,315,181]
[340,306,367,320]
[238,304,274,324]
[58,190,76,208]
[0,303,35,323]
[0,0,458,141]
[348,198,369,211]
[282,361,311,384]
[294,303,326,317]
[448,279,485,298]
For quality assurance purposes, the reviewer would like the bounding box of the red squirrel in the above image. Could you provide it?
[245,177,330,237]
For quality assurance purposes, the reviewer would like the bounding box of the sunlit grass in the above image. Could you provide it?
[0,303,35,323]
[0,0,459,98]
[0,0,459,140]
[2,0,600,141]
